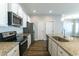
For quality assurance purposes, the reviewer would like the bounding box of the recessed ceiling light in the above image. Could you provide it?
[49,10,52,13]
[33,10,36,13]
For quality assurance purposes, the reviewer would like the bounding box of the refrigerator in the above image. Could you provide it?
[27,22,34,44]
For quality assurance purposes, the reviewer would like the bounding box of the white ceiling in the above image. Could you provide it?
[20,3,79,16]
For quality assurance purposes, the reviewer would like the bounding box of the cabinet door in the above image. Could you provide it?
[8,3,18,14]
[7,45,19,56]
[48,38,52,55]
[17,5,23,18]
[22,12,27,27]
[58,46,69,56]
[27,34,31,48]
[51,39,58,56]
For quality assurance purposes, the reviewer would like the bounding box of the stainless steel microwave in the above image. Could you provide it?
[8,11,22,27]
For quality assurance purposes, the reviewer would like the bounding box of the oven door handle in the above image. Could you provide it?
[20,39,27,45]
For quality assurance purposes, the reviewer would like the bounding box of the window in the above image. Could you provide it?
[63,21,73,36]
[63,19,79,36]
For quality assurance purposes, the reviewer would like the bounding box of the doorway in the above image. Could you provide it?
[38,21,46,40]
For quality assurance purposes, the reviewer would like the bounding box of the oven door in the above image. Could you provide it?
[19,39,27,56]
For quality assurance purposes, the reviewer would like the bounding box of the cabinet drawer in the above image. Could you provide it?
[7,45,19,56]
[58,46,69,56]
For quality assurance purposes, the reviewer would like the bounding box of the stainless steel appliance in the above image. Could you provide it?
[27,22,35,44]
[0,31,27,56]
[8,12,22,27]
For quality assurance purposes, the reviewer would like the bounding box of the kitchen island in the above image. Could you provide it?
[47,35,79,56]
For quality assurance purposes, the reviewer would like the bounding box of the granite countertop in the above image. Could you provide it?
[0,42,19,56]
[59,41,79,56]
[48,35,79,56]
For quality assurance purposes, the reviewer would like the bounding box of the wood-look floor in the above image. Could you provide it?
[23,40,50,56]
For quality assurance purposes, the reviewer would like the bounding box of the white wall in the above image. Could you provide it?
[38,21,46,40]
[0,3,8,26]
[0,26,23,34]
[53,15,63,35]
[46,21,54,35]
[31,15,63,40]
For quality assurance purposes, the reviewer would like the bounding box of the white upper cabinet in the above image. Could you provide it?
[22,12,27,27]
[0,3,8,26]
[27,16,32,23]
[8,3,28,27]
[0,3,28,27]
[8,3,18,14]
[17,4,23,18]
[17,4,28,27]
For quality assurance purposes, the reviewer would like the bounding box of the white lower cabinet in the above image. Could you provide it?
[48,38,70,56]
[7,45,19,56]
[51,39,58,56]
[48,38,52,55]
[58,46,69,56]
[48,38,57,56]
[27,34,31,48]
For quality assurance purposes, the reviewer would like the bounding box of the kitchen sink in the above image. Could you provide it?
[52,36,69,42]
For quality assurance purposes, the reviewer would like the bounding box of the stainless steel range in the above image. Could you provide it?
[0,31,27,56]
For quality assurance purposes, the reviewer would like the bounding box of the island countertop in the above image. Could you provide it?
[48,35,79,56]
[0,42,19,56]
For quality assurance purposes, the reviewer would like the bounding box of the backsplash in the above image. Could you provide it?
[0,26,23,34]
